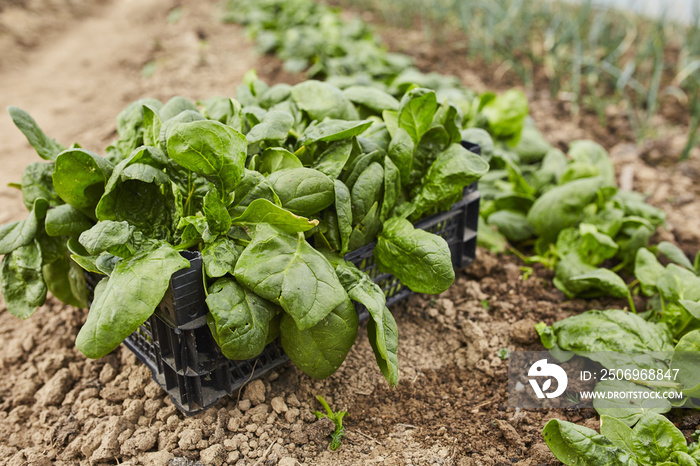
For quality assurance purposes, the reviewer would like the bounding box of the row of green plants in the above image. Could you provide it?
[337,0,700,160]
[220,0,700,461]
[482,95,700,464]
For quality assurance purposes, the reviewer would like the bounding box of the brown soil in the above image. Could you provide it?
[1,1,700,465]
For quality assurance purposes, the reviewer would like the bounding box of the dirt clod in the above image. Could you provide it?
[510,318,538,344]
[278,457,298,466]
[271,396,288,414]
[35,368,72,406]
[121,426,158,455]
[307,417,335,444]
[199,443,226,466]
[242,379,266,406]
[178,428,203,451]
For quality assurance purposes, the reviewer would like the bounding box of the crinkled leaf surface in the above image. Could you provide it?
[201,237,243,278]
[0,241,47,318]
[206,277,279,360]
[166,120,246,195]
[234,224,347,330]
[53,149,114,220]
[630,412,687,464]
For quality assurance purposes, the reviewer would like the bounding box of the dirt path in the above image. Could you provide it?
[0,0,266,224]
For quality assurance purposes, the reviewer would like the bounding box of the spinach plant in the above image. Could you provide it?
[545,413,700,466]
[0,76,488,386]
[313,395,348,451]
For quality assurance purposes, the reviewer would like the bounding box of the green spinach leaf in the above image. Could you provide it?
[0,242,47,319]
[347,202,381,251]
[166,120,247,195]
[312,139,353,179]
[231,169,281,214]
[201,237,242,278]
[291,80,359,121]
[21,162,62,209]
[410,143,488,220]
[480,89,529,144]
[43,253,89,308]
[334,180,353,254]
[280,298,358,379]
[231,198,318,234]
[0,198,49,255]
[45,204,93,237]
[374,217,454,294]
[380,156,400,222]
[8,106,65,161]
[343,86,399,113]
[397,88,437,145]
[630,412,687,464]
[299,119,372,145]
[658,242,694,271]
[387,127,414,186]
[203,191,232,237]
[78,220,133,257]
[542,418,634,466]
[336,262,398,385]
[527,177,607,243]
[635,248,665,296]
[234,224,347,330]
[267,168,335,217]
[53,149,114,220]
[351,162,384,225]
[246,110,294,145]
[206,277,280,360]
[76,244,190,358]
[257,148,303,175]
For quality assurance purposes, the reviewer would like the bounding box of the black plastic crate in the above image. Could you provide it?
[88,142,482,415]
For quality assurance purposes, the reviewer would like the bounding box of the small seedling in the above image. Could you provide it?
[497,348,510,360]
[313,395,348,450]
[480,299,490,311]
[519,266,533,281]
